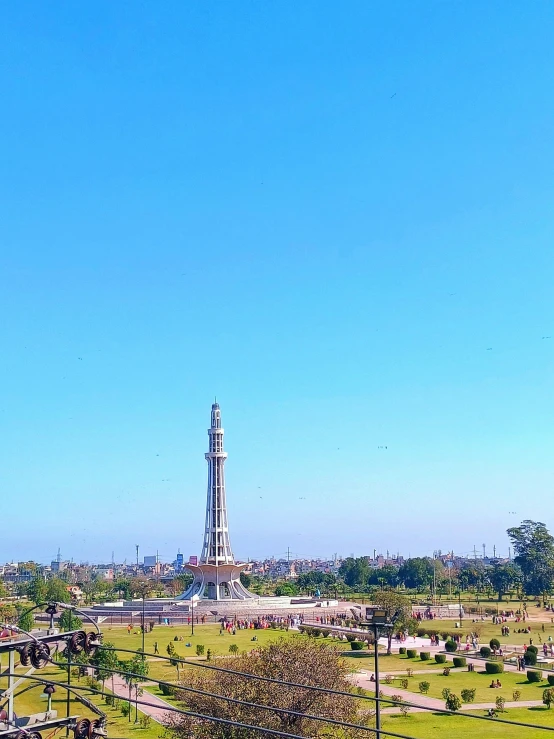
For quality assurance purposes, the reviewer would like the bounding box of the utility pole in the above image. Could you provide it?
[136,544,139,569]
[493,545,496,559]
[473,545,477,560]
[482,543,486,559]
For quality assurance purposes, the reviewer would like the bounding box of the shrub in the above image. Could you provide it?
[420,651,430,661]
[321,629,330,637]
[490,638,500,650]
[384,675,394,685]
[419,681,430,694]
[139,715,152,729]
[527,670,543,683]
[406,649,417,659]
[399,647,406,655]
[461,688,476,703]
[406,668,414,677]
[391,694,403,706]
[445,693,462,712]
[524,651,537,666]
[435,654,446,664]
[485,662,504,674]
[229,644,239,655]
[346,634,356,643]
[526,645,538,654]
[480,646,491,658]
[495,696,506,712]
[196,644,205,657]
[441,632,450,641]
[120,701,131,717]
[350,641,364,651]
[543,688,554,708]
[513,690,521,701]
[441,688,451,700]
[160,683,175,697]
[400,679,408,689]
[311,628,321,637]
[416,628,426,638]
[547,675,554,687]
[400,705,410,717]
[445,640,457,653]
[453,657,466,668]
[443,667,451,676]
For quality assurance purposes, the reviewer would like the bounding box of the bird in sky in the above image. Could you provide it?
[487,348,493,351]
[542,336,551,339]
[390,92,396,98]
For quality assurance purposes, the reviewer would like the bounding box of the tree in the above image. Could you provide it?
[507,520,554,596]
[368,565,399,589]
[166,637,375,738]
[372,590,416,655]
[130,578,152,599]
[543,688,554,709]
[27,576,47,605]
[489,563,522,601]
[58,610,83,632]
[274,582,298,597]
[46,578,71,604]
[90,640,120,692]
[113,578,132,599]
[397,558,434,590]
[339,557,370,588]
[170,574,193,596]
[239,572,251,589]
[0,579,7,599]
[16,607,35,632]
[445,693,461,712]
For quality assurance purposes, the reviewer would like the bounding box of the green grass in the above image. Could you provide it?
[383,707,554,739]
[417,618,554,646]
[396,668,554,703]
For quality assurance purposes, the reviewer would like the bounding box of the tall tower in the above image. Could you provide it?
[178,402,257,601]
[200,402,234,564]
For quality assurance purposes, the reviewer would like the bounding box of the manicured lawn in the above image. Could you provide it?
[417,617,554,646]
[383,707,554,739]
[398,668,554,704]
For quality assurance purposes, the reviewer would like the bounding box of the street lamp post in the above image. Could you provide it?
[142,595,146,655]
[362,607,396,739]
[191,594,199,636]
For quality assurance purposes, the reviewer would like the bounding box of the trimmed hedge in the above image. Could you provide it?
[445,640,458,653]
[547,675,554,687]
[490,639,500,650]
[435,654,447,664]
[453,657,467,668]
[406,649,418,658]
[350,641,364,651]
[527,670,543,683]
[420,652,431,661]
[399,647,406,655]
[480,646,492,658]
[526,645,538,654]
[485,661,504,674]
[524,652,538,666]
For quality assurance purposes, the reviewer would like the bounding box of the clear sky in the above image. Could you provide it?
[1,2,553,565]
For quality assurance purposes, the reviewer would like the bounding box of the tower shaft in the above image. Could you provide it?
[201,403,234,565]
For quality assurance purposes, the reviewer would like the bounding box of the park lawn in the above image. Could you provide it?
[399,668,554,704]
[345,653,456,673]
[417,617,554,646]
[383,707,554,739]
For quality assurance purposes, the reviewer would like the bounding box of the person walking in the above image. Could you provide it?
[154,641,159,655]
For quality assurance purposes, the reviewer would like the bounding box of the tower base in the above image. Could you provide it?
[177,563,258,601]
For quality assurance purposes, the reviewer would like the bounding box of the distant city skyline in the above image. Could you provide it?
[2,3,553,562]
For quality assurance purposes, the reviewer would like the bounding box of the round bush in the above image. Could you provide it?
[480,646,492,658]
[527,670,543,683]
[416,628,426,638]
[453,657,467,668]
[526,645,538,654]
[489,638,500,650]
[445,640,457,653]
[547,675,554,687]
[406,649,417,659]
[311,628,321,637]
[420,651,431,661]
[435,654,447,664]
[350,641,364,651]
[485,661,504,674]
[399,647,406,655]
[524,651,537,666]
[345,634,356,642]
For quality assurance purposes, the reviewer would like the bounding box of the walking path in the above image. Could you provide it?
[108,674,174,725]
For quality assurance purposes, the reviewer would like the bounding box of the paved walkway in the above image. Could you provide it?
[108,674,175,725]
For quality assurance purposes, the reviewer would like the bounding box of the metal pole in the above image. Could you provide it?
[66,609,72,737]
[191,599,194,636]
[459,590,463,627]
[7,649,14,724]
[142,595,145,654]
[374,625,381,739]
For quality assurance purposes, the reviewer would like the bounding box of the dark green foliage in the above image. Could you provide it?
[399,647,406,655]
[350,641,364,651]
[507,520,554,596]
[419,681,430,694]
[526,645,538,654]
[445,640,457,652]
[406,649,417,658]
[547,675,554,687]
[485,662,504,674]
[321,629,330,637]
[480,646,491,658]
[527,670,543,682]
[453,657,466,668]
[461,688,476,703]
[160,683,176,697]
[311,628,321,637]
[489,639,500,650]
[59,610,83,632]
[524,651,537,666]
[435,654,446,664]
[419,651,430,661]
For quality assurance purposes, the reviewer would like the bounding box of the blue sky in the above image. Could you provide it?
[1,2,553,564]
